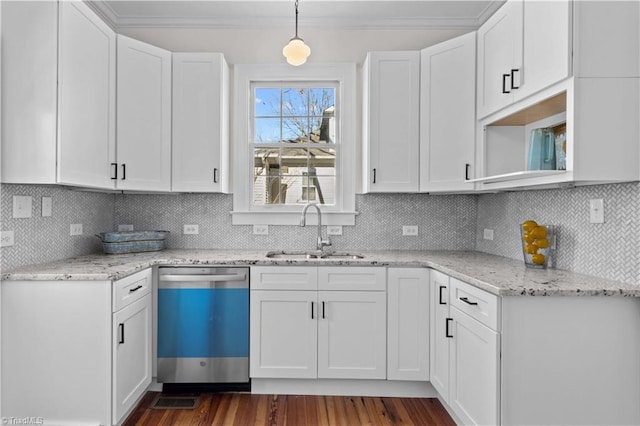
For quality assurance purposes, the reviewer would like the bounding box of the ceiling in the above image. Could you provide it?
[88,0,504,30]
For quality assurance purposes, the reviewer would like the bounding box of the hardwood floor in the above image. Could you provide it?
[124,392,456,426]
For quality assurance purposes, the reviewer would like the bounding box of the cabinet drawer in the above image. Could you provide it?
[450,277,499,331]
[251,266,317,291]
[318,267,386,291]
[113,268,152,312]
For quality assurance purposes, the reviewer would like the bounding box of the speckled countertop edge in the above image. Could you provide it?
[2,249,639,297]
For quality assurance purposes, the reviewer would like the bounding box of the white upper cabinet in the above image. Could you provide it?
[362,51,420,193]
[476,0,523,119]
[58,1,116,189]
[419,32,476,193]
[474,0,640,190]
[1,1,116,189]
[515,0,570,101]
[116,35,172,192]
[172,53,230,193]
[477,0,572,119]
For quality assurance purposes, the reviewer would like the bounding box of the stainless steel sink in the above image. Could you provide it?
[265,251,364,260]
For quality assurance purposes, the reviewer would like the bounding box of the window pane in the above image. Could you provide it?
[309,147,335,171]
[282,88,309,117]
[282,117,310,142]
[254,88,280,117]
[254,118,281,143]
[308,88,335,116]
[251,84,338,207]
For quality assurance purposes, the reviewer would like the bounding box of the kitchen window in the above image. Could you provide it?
[232,64,357,226]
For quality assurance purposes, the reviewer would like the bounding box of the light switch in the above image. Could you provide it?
[13,195,32,218]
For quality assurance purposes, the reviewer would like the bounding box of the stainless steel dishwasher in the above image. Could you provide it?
[157,266,250,391]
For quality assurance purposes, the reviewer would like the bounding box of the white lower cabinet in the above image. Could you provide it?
[431,269,640,426]
[0,269,153,425]
[250,290,318,378]
[112,294,152,423]
[449,306,499,425]
[250,266,386,380]
[430,270,500,425]
[387,268,429,381]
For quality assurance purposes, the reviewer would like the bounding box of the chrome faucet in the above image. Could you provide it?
[300,203,332,253]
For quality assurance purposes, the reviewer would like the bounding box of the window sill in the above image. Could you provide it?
[231,210,358,226]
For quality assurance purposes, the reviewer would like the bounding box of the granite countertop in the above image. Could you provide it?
[1,249,638,297]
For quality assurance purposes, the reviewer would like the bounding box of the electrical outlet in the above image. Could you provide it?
[1,231,15,247]
[483,229,494,240]
[12,195,32,219]
[183,224,199,235]
[589,199,604,223]
[41,197,52,217]
[70,224,83,236]
[402,225,418,236]
[327,225,343,236]
[253,225,269,235]
[118,224,134,231]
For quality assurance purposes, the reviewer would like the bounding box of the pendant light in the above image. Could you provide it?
[282,0,311,66]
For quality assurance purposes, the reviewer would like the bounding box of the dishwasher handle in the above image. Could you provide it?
[159,273,247,282]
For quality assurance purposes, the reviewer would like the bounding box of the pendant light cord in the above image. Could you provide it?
[295,0,300,38]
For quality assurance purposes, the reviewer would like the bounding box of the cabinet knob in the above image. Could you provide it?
[465,163,471,181]
[121,164,126,180]
[373,168,377,184]
[445,318,453,338]
[111,163,118,180]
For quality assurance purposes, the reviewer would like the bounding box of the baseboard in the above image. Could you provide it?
[251,378,437,398]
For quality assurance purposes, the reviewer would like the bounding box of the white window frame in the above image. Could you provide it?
[232,63,357,226]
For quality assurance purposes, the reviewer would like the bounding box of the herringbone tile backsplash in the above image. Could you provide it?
[2,182,640,286]
[0,184,114,271]
[113,193,477,252]
[475,182,640,285]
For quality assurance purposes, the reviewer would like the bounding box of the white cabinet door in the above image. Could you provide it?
[317,291,386,379]
[516,0,570,101]
[362,51,420,192]
[449,306,499,426]
[112,294,152,424]
[420,32,476,193]
[1,1,58,184]
[387,268,429,381]
[250,290,318,379]
[1,1,115,189]
[57,1,116,189]
[429,270,451,399]
[116,35,172,191]
[172,53,230,193]
[476,0,523,119]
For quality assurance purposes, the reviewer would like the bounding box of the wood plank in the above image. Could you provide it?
[124,392,455,426]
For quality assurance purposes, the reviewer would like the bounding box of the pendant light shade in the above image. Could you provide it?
[283,0,310,66]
